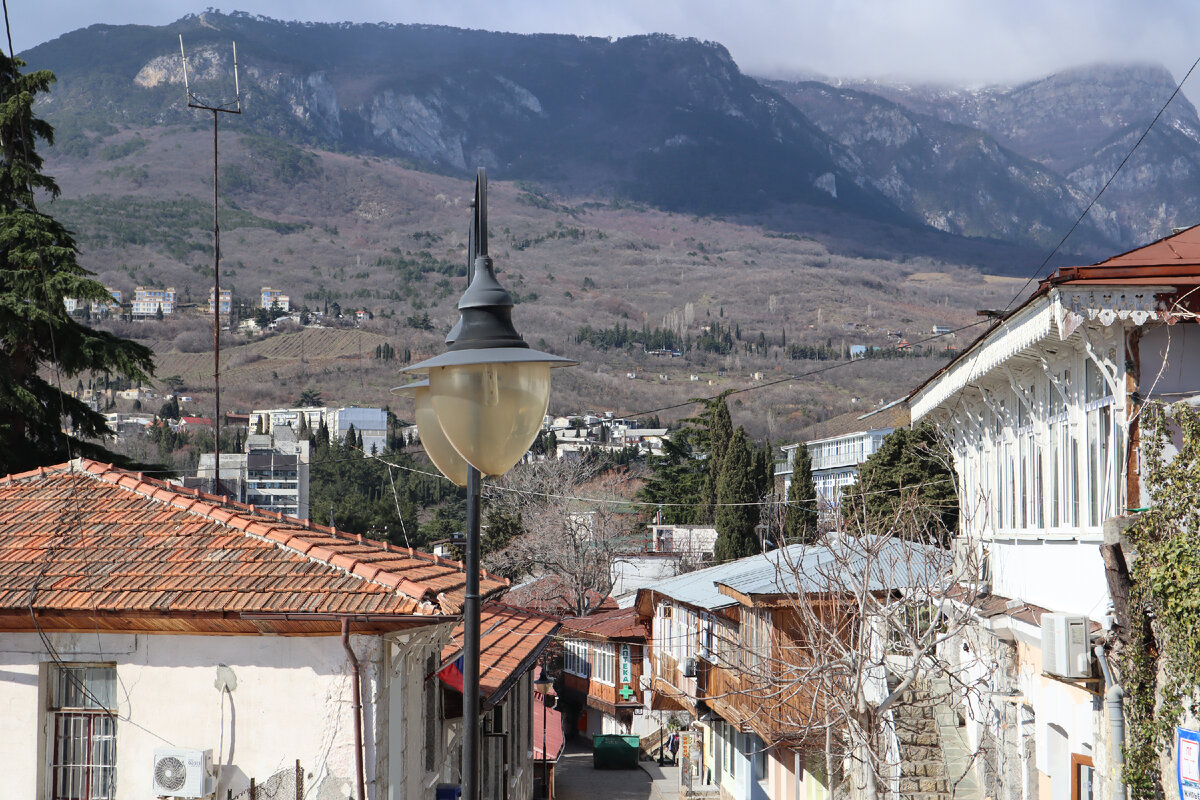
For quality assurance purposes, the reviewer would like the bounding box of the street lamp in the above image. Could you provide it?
[533,667,556,800]
[393,379,470,488]
[394,168,574,800]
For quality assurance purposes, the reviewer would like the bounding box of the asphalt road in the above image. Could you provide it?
[553,739,657,800]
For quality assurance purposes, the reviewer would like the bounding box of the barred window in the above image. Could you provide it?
[49,664,117,800]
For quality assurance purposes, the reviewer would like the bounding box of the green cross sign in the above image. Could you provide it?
[619,684,636,700]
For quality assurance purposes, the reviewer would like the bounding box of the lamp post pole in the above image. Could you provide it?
[542,687,549,800]
[396,169,575,800]
[463,463,482,800]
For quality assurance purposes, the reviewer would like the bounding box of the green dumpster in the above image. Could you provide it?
[592,734,640,769]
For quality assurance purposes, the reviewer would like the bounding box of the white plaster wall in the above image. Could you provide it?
[956,631,1100,800]
[1140,324,1200,399]
[0,630,385,800]
[0,655,43,796]
[990,539,1110,619]
[611,555,684,596]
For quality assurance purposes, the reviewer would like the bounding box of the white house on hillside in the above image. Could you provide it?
[912,226,1200,800]
[778,399,909,522]
[251,405,389,454]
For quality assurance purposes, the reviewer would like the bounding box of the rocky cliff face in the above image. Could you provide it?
[805,64,1200,248]
[765,80,1107,251]
[23,14,1200,251]
[24,12,899,223]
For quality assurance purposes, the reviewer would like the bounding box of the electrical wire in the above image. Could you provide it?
[610,49,1200,425]
[616,317,993,421]
[999,53,1200,314]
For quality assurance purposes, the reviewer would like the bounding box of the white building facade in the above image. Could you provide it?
[250,406,389,455]
[131,286,176,317]
[912,227,1200,800]
[779,400,909,522]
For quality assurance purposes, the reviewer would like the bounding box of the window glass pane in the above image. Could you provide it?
[51,665,117,800]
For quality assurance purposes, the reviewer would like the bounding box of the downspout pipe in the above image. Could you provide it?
[343,618,367,800]
[1095,644,1126,800]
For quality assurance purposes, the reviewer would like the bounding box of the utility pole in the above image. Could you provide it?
[180,36,241,494]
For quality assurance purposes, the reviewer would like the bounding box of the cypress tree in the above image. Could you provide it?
[713,428,761,562]
[0,50,154,474]
[784,443,820,544]
[844,423,958,545]
[700,395,734,521]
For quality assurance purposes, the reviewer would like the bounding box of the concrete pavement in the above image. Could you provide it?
[552,738,682,800]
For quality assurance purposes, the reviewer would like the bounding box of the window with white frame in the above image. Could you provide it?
[1085,358,1117,528]
[593,643,615,685]
[657,602,674,663]
[715,617,740,670]
[698,614,715,662]
[48,664,117,800]
[565,639,590,677]
[675,606,695,662]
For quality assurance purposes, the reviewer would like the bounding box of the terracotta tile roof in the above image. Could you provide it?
[560,606,647,641]
[441,603,560,708]
[498,574,618,618]
[0,460,507,629]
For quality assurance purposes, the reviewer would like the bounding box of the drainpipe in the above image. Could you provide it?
[1094,644,1126,800]
[343,618,367,800]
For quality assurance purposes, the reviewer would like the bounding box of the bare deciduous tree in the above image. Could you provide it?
[484,458,642,617]
[708,485,989,800]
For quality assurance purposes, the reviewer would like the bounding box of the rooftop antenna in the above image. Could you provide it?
[180,35,242,496]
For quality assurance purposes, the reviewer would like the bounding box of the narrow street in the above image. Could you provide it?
[553,738,681,800]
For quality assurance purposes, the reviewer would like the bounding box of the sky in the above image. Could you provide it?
[8,0,1200,86]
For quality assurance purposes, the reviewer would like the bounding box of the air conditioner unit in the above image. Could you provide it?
[152,748,213,798]
[683,658,697,678]
[1041,614,1090,679]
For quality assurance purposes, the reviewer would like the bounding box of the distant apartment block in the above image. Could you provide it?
[250,405,388,454]
[931,324,953,336]
[193,427,311,520]
[778,398,910,523]
[131,286,176,317]
[64,288,121,317]
[261,287,290,312]
[209,287,232,315]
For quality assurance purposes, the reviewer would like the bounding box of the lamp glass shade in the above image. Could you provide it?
[428,360,551,476]
[413,384,471,487]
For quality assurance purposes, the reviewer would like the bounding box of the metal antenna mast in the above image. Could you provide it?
[180,35,241,495]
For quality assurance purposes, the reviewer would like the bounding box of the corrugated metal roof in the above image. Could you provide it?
[639,545,808,609]
[644,536,949,608]
[717,536,949,597]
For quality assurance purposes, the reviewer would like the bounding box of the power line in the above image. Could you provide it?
[1000,53,1200,314]
[620,317,992,421]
